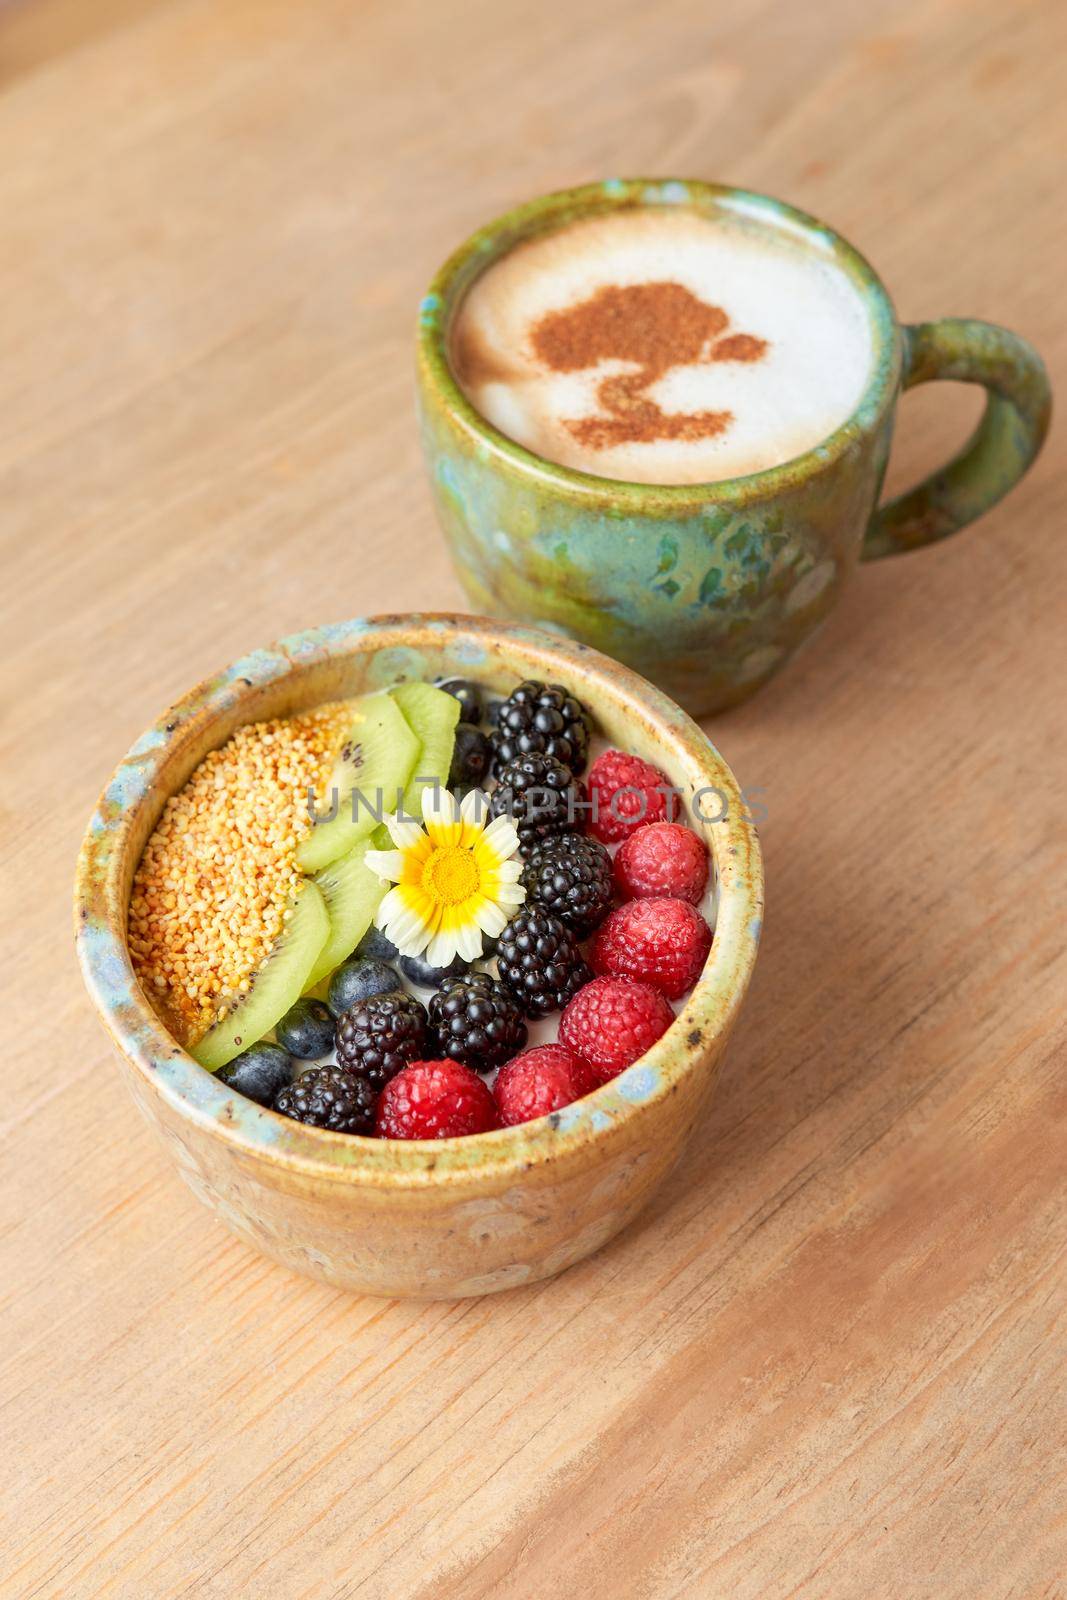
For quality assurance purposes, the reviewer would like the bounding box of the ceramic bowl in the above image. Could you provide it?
[75,615,763,1299]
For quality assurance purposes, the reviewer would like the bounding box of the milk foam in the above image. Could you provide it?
[450,208,875,484]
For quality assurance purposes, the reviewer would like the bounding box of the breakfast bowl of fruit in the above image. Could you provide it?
[75,614,762,1298]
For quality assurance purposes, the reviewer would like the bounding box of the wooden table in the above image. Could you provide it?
[4,0,1064,1594]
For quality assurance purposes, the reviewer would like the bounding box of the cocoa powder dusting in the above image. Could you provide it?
[529,280,768,449]
[709,332,767,363]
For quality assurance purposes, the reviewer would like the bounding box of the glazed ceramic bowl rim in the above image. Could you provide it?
[75,614,763,1187]
[418,176,902,506]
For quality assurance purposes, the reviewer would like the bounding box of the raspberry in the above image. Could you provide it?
[494,1044,598,1127]
[590,897,712,998]
[586,749,680,844]
[614,821,709,906]
[560,977,674,1083]
[375,1060,501,1139]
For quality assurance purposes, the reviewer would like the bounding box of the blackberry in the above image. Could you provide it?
[490,680,591,774]
[521,833,614,936]
[273,1064,376,1135]
[496,906,593,1018]
[336,990,428,1089]
[428,972,528,1072]
[489,752,583,857]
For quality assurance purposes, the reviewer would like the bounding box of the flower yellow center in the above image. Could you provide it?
[421,844,480,905]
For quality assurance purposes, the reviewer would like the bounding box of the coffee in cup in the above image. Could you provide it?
[418,180,1050,715]
[450,206,874,485]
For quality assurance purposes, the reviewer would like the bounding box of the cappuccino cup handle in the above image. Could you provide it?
[863,319,1050,561]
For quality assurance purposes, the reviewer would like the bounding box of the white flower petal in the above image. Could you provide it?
[376,887,423,937]
[364,849,405,883]
[394,925,433,958]
[475,901,510,938]
[423,786,463,847]
[391,915,428,947]
[495,859,523,883]
[496,882,527,907]
[426,927,460,968]
[376,886,408,921]
[455,921,484,962]
[481,814,521,857]
[460,787,490,827]
[422,785,459,825]
[378,903,432,957]
[385,813,424,851]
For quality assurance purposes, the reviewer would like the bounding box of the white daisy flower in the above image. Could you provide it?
[364,787,525,968]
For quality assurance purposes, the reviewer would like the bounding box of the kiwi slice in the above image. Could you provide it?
[391,681,461,821]
[304,838,387,991]
[192,882,329,1072]
[296,693,419,873]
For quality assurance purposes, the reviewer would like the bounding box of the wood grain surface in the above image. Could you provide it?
[2,0,1064,1595]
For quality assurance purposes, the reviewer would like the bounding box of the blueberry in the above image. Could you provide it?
[275,997,336,1059]
[356,926,399,963]
[398,951,469,989]
[436,677,484,724]
[217,1042,293,1107]
[449,724,492,792]
[327,957,402,1017]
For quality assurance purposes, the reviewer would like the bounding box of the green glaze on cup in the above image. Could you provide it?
[417,179,1051,716]
[75,615,762,1300]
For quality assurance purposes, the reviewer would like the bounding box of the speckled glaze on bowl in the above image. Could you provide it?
[75,615,762,1299]
[417,179,1050,716]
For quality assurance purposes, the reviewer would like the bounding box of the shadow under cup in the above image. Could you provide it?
[415,179,1050,718]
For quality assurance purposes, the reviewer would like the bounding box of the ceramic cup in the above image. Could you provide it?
[416,179,1051,717]
[75,615,762,1300]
